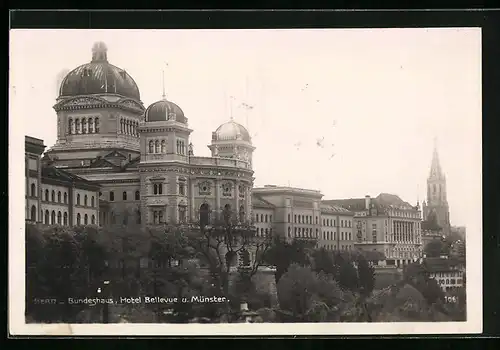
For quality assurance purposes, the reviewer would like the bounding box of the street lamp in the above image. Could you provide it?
[97,280,111,323]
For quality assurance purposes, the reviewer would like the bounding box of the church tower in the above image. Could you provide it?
[422,139,451,235]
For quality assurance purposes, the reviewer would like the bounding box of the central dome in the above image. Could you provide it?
[144,99,187,124]
[214,120,251,142]
[59,42,141,101]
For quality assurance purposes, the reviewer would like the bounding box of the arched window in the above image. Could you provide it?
[64,192,68,204]
[51,210,56,224]
[57,211,62,224]
[88,118,94,133]
[288,214,290,223]
[109,191,114,201]
[123,191,127,200]
[30,183,36,197]
[44,210,50,224]
[288,226,291,237]
[58,191,61,202]
[91,196,95,207]
[68,118,73,134]
[158,211,163,224]
[63,212,68,225]
[265,214,268,223]
[135,191,140,200]
[77,194,81,205]
[158,183,163,195]
[75,118,81,134]
[51,190,55,202]
[153,184,158,195]
[120,119,124,134]
[155,140,160,153]
[260,214,263,222]
[255,214,259,222]
[82,118,87,133]
[239,205,245,223]
[84,214,88,225]
[161,140,166,153]
[84,195,88,206]
[30,205,36,222]
[316,216,318,225]
[265,228,269,236]
[178,205,186,223]
[91,215,96,225]
[95,118,100,133]
[149,141,154,153]
[77,213,81,225]
[199,203,211,227]
[223,204,232,224]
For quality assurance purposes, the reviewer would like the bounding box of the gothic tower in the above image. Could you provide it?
[422,139,451,235]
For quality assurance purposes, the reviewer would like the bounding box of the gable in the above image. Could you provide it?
[89,157,119,169]
[104,150,127,159]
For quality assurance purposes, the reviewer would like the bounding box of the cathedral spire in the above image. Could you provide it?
[429,137,443,179]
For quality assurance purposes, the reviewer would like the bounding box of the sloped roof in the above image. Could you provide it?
[375,193,414,209]
[320,204,353,215]
[322,198,367,212]
[423,257,461,273]
[251,194,275,209]
[42,166,100,190]
[322,193,416,213]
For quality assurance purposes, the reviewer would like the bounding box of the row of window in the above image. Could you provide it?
[322,231,353,241]
[68,117,100,135]
[147,139,187,155]
[30,185,96,208]
[286,213,352,228]
[119,118,139,136]
[107,190,140,202]
[28,206,96,226]
[323,244,353,251]
[151,206,188,225]
[256,227,273,237]
[255,213,272,223]
[438,278,463,285]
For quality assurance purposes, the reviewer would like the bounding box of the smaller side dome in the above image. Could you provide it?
[144,99,187,123]
[214,120,251,143]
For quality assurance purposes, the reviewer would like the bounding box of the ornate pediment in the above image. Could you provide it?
[54,96,106,110]
[104,150,127,159]
[147,197,167,206]
[119,99,145,111]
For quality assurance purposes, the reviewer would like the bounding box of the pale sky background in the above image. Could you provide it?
[9,28,481,228]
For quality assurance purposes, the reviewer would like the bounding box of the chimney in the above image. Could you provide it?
[365,195,371,210]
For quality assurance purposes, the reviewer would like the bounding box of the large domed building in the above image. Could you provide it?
[44,42,255,228]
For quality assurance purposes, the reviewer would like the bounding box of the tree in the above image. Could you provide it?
[185,205,273,312]
[26,224,92,322]
[311,248,335,275]
[277,264,344,322]
[424,239,444,258]
[332,252,359,292]
[263,237,312,284]
[356,254,375,298]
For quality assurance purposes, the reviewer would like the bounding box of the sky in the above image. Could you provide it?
[9,28,481,228]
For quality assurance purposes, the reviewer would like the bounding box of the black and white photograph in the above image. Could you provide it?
[9,28,481,335]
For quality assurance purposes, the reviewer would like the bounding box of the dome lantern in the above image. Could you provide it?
[91,42,108,62]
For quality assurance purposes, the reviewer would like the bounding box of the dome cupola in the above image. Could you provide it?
[58,42,141,101]
[144,99,187,124]
[213,120,251,143]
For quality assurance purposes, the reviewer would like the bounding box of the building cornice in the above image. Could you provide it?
[53,95,145,114]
